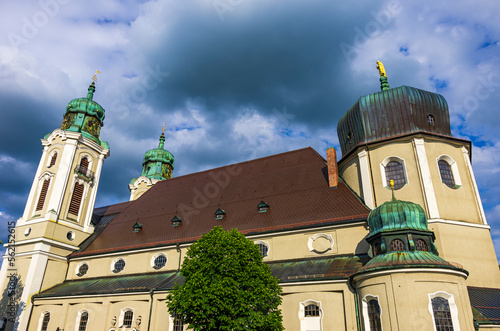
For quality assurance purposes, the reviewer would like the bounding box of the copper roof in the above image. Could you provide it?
[337,85,453,157]
[72,147,370,257]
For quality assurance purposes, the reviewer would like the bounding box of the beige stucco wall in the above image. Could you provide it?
[339,156,362,198]
[354,269,475,331]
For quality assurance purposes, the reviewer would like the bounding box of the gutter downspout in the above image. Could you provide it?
[147,289,154,331]
[349,276,361,331]
[176,243,181,271]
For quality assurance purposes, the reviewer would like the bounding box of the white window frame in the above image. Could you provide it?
[428,291,460,331]
[76,262,89,277]
[118,307,134,329]
[37,310,51,331]
[307,233,334,254]
[168,313,185,331]
[111,257,126,274]
[151,252,168,270]
[361,294,383,331]
[75,309,89,331]
[436,155,462,189]
[254,240,270,258]
[46,150,59,168]
[298,299,323,331]
[380,156,408,189]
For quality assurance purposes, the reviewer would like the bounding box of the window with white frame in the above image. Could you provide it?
[380,156,408,190]
[168,312,185,331]
[38,311,50,331]
[76,310,89,331]
[112,258,126,273]
[254,240,270,258]
[428,292,459,331]
[299,300,322,331]
[362,295,382,331]
[436,155,461,189]
[151,253,167,270]
[119,308,134,328]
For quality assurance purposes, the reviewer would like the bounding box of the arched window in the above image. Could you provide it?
[68,182,84,216]
[438,160,455,188]
[436,155,462,189]
[299,300,322,331]
[367,299,382,331]
[431,297,454,330]
[78,311,89,331]
[381,156,408,190]
[173,313,184,331]
[390,239,405,251]
[415,239,428,252]
[36,179,51,211]
[80,157,89,171]
[123,310,133,327]
[385,161,406,189]
[40,312,50,331]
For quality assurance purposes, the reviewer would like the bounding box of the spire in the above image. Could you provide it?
[159,123,166,149]
[376,61,390,91]
[389,179,396,200]
[86,82,95,100]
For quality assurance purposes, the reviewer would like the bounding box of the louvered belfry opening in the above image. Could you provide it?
[49,152,57,167]
[69,183,84,216]
[36,179,51,211]
[80,157,89,172]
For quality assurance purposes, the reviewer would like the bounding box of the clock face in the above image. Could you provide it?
[83,117,101,137]
[60,113,75,130]
[162,164,173,179]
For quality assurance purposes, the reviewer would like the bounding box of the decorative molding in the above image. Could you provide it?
[307,233,334,254]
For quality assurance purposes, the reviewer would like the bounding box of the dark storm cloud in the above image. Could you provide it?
[136,1,385,128]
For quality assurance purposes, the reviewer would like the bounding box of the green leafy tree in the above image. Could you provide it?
[166,226,284,331]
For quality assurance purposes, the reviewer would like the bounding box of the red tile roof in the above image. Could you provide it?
[72,147,370,257]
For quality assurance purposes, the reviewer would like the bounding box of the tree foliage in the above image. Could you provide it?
[166,226,284,331]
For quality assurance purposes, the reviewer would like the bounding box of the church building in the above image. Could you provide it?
[1,64,500,330]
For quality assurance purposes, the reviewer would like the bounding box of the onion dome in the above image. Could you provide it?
[355,188,466,275]
[141,132,174,180]
[60,82,107,147]
[367,197,432,239]
[337,63,453,157]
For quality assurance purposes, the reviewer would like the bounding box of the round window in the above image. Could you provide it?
[153,255,167,269]
[77,263,89,277]
[67,231,75,241]
[113,259,125,273]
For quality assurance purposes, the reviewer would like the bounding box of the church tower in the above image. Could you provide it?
[129,128,174,200]
[0,80,110,330]
[336,62,500,287]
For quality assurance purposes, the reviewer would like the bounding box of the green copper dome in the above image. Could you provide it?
[141,133,174,180]
[367,197,431,239]
[60,82,107,146]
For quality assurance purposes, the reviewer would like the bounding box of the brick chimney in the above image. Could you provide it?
[327,147,338,189]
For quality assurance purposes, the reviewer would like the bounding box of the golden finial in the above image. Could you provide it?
[389,179,396,200]
[376,61,386,77]
[162,122,166,133]
[92,70,101,83]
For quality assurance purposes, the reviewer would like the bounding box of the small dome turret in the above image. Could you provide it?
[141,132,174,180]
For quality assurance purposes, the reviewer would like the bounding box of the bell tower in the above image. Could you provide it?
[0,80,110,331]
[337,62,500,287]
[129,126,174,201]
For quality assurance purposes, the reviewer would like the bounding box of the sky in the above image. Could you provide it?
[0,0,499,259]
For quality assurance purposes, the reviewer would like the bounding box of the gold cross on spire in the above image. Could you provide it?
[389,179,396,200]
[162,122,166,133]
[92,70,101,83]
